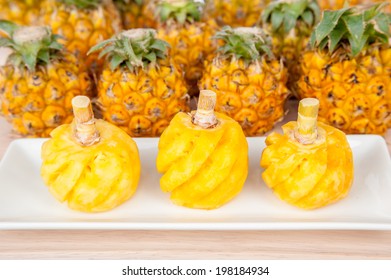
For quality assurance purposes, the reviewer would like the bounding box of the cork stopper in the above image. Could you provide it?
[192,90,218,129]
[72,96,100,146]
[295,98,319,144]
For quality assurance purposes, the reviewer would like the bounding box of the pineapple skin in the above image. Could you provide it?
[96,60,189,137]
[205,0,268,27]
[157,19,218,96]
[157,112,248,210]
[298,46,391,134]
[0,53,93,137]
[39,0,122,72]
[200,57,289,136]
[41,119,141,213]
[261,121,354,210]
[116,0,157,29]
[0,0,40,26]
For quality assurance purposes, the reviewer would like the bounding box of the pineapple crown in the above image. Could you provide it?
[157,0,204,24]
[311,3,390,57]
[59,0,102,9]
[261,0,320,36]
[87,28,169,71]
[0,20,63,71]
[213,26,273,64]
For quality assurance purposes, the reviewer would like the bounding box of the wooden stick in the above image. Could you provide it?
[192,90,218,129]
[295,98,319,144]
[72,96,100,146]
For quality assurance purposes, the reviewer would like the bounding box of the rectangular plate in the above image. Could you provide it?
[1,136,391,230]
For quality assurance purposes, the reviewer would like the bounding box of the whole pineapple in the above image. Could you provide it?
[40,0,122,72]
[200,26,289,136]
[205,0,269,27]
[298,3,391,134]
[113,0,157,29]
[0,0,40,26]
[88,29,189,137]
[156,0,218,96]
[261,0,320,95]
[0,21,93,137]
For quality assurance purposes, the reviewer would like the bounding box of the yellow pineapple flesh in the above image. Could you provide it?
[261,98,354,210]
[157,90,248,209]
[41,96,141,212]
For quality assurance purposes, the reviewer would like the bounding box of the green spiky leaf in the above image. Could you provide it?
[59,0,101,9]
[262,0,320,36]
[314,8,350,43]
[88,28,169,72]
[213,26,273,64]
[0,21,64,71]
[311,4,390,57]
[0,20,19,37]
[328,21,347,53]
[157,0,203,25]
[271,10,284,31]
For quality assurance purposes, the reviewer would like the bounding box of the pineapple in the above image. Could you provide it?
[113,0,157,29]
[157,90,248,209]
[0,21,93,137]
[41,96,141,212]
[261,0,320,95]
[199,26,289,136]
[156,0,218,96]
[261,98,353,210]
[319,0,391,12]
[0,0,40,26]
[88,28,189,137]
[205,0,269,27]
[39,0,122,72]
[297,3,391,134]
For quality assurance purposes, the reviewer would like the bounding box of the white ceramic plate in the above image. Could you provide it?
[1,136,391,230]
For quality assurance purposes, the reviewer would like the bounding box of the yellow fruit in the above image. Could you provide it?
[0,23,92,137]
[261,0,320,96]
[156,0,218,96]
[40,0,122,72]
[157,90,248,209]
[298,5,391,134]
[261,98,354,210]
[205,0,269,27]
[114,0,157,29]
[200,27,289,136]
[89,29,189,137]
[0,0,40,25]
[41,96,140,212]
